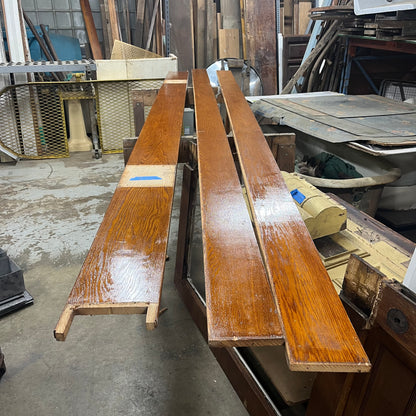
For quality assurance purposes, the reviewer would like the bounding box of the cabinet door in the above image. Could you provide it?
[308,282,416,416]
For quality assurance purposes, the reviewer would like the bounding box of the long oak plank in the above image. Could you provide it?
[218,70,370,372]
[193,69,283,347]
[55,72,188,340]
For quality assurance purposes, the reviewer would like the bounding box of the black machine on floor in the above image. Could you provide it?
[0,348,5,380]
[0,249,33,317]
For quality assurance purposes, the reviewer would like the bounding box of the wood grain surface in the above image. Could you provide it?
[128,72,189,166]
[107,0,121,46]
[80,0,103,60]
[243,0,277,94]
[193,69,283,347]
[67,186,174,304]
[55,72,188,340]
[218,70,370,372]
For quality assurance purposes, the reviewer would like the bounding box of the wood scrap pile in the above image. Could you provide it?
[310,6,416,41]
[78,0,315,94]
[282,4,416,94]
[281,18,345,94]
[81,0,165,60]
[364,12,416,41]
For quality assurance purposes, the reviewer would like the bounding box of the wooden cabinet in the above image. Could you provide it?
[283,35,310,87]
[307,257,416,415]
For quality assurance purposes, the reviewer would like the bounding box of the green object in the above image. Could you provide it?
[312,152,363,180]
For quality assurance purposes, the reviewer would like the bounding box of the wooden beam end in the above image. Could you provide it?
[146,303,159,330]
[287,359,372,373]
[54,304,77,341]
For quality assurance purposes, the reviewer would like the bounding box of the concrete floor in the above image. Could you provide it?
[0,152,248,415]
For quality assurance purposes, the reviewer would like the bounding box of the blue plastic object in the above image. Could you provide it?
[290,189,306,205]
[3,25,82,61]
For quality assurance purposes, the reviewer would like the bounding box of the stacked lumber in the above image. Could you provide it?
[310,6,416,40]
[364,12,416,41]
[282,4,416,94]
[80,0,165,59]
[78,1,313,93]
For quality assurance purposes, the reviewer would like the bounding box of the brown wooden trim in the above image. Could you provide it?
[193,68,283,347]
[218,70,370,372]
[174,164,280,415]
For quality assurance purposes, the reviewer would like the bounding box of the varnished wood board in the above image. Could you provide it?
[127,72,188,165]
[55,72,188,340]
[193,69,283,347]
[67,186,174,305]
[218,70,370,372]
[118,165,176,187]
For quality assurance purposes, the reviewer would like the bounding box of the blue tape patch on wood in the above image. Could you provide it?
[130,176,162,181]
[290,189,306,205]
[118,165,176,188]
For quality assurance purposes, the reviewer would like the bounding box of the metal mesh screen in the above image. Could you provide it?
[0,78,163,159]
[380,80,416,102]
[97,79,163,154]
[0,83,68,158]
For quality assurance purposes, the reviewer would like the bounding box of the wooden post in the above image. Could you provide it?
[134,0,145,47]
[107,0,121,47]
[299,1,312,34]
[100,2,111,58]
[170,0,195,71]
[244,0,277,94]
[80,0,103,59]
[218,29,240,58]
[195,0,206,68]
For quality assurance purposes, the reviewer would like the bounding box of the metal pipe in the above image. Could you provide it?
[22,11,61,81]
[40,24,59,61]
